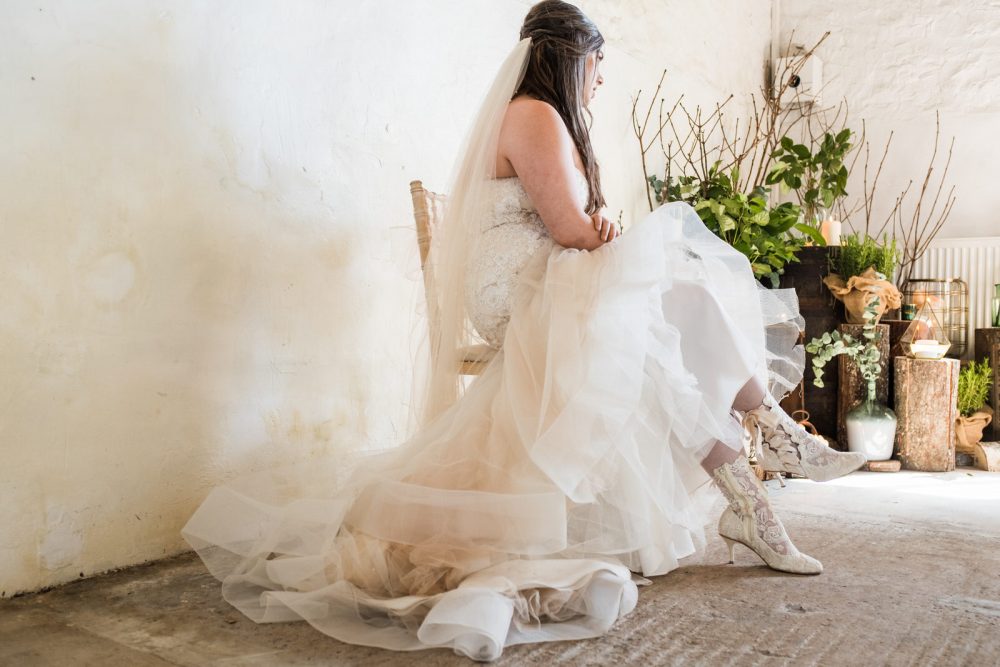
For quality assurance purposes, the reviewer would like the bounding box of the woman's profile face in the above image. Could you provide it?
[583,49,605,107]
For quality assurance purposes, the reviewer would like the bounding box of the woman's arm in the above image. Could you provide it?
[498,99,614,250]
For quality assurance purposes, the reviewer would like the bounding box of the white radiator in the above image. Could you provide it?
[907,237,1000,359]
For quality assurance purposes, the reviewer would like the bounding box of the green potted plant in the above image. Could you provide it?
[822,232,902,324]
[955,359,993,455]
[806,296,897,460]
[766,129,854,226]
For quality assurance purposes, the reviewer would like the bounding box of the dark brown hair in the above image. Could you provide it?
[517,0,606,214]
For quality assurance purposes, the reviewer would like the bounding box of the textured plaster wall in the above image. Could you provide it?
[779,0,1000,239]
[0,0,771,596]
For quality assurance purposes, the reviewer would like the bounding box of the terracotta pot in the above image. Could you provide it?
[955,408,993,454]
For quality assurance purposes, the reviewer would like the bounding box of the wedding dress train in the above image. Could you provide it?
[182,169,805,661]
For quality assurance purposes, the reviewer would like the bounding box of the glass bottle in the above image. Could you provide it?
[844,389,898,462]
[993,283,1000,327]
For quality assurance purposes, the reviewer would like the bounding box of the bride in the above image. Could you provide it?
[182,1,866,661]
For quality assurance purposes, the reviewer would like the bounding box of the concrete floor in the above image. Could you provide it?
[3,468,1000,666]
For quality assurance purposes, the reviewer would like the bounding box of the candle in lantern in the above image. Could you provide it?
[910,338,950,359]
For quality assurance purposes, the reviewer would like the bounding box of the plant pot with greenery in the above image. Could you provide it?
[956,359,994,454]
[806,296,897,460]
[822,232,902,324]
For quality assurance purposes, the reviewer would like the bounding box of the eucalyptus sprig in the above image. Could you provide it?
[805,295,883,402]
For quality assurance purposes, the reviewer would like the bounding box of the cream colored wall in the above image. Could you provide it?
[778,0,1000,240]
[0,0,771,596]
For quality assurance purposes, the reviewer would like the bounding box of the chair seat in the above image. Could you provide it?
[459,344,496,375]
[411,180,496,376]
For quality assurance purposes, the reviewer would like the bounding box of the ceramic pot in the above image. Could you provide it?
[845,397,897,461]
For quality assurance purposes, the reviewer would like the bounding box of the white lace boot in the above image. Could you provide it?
[711,456,823,575]
[743,391,867,482]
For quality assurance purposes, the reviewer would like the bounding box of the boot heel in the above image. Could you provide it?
[721,536,738,564]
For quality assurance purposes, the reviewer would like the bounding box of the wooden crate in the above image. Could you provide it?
[880,318,914,410]
[894,356,959,471]
[778,246,840,441]
[974,328,1000,440]
[837,323,890,450]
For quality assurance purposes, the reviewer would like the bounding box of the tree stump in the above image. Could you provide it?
[974,328,1000,440]
[973,442,1000,471]
[894,356,960,471]
[837,323,890,451]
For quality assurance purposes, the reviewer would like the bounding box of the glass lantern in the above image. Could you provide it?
[901,278,968,357]
[899,301,951,359]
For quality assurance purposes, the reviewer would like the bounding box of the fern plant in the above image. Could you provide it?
[957,359,993,417]
[805,296,883,402]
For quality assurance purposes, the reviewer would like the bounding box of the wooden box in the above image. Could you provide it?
[894,356,960,472]
[974,328,1000,440]
[879,318,914,410]
[778,247,840,441]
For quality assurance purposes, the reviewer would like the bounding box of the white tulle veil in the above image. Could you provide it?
[414,38,532,427]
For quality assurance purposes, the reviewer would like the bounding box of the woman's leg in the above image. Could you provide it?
[699,437,743,474]
[732,374,766,412]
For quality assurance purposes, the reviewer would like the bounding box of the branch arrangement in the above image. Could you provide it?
[631,30,957,292]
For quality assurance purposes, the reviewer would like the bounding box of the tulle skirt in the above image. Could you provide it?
[181,201,805,661]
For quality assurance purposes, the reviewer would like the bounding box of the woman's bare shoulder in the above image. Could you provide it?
[507,95,559,116]
[503,97,569,144]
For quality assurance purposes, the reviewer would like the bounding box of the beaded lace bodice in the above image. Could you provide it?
[465,170,589,348]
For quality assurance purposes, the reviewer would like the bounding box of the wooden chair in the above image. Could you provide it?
[409,180,495,375]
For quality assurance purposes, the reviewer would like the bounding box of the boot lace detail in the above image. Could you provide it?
[747,392,859,477]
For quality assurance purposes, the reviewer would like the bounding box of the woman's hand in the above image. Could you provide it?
[591,208,619,242]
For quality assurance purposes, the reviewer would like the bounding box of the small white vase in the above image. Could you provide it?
[845,397,897,461]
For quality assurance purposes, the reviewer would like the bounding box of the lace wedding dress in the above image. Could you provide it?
[182,167,805,661]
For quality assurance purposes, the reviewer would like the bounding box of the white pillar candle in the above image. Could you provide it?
[820,218,842,246]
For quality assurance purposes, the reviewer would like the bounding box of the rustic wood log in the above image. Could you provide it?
[837,323,890,451]
[778,247,840,442]
[973,442,1000,472]
[974,328,1000,440]
[894,356,959,471]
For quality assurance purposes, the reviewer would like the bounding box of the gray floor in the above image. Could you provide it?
[3,468,1000,666]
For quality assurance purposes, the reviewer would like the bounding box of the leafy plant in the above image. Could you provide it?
[648,161,824,288]
[957,359,993,417]
[831,232,899,280]
[766,129,854,220]
[805,296,883,402]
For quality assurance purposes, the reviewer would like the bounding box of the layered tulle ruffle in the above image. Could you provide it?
[182,201,804,661]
